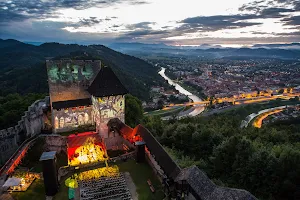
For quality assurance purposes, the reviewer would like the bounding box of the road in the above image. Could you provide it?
[253,109,284,128]
[240,106,287,128]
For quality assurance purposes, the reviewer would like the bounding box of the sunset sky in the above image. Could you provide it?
[0,0,299,46]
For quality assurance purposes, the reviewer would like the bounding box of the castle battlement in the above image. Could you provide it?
[0,96,50,165]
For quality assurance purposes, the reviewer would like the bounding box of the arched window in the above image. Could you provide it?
[78,115,83,125]
[59,117,64,128]
[54,116,59,129]
[84,113,89,123]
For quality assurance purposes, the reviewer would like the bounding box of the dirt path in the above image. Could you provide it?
[124,172,138,200]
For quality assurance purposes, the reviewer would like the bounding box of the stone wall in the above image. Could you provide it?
[44,135,67,154]
[52,106,93,133]
[145,147,166,183]
[92,95,125,138]
[0,96,50,165]
[104,135,134,150]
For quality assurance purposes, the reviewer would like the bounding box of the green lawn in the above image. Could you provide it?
[17,159,165,200]
[53,176,69,200]
[11,179,45,200]
[117,159,165,200]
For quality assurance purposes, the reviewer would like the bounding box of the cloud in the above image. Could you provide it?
[251,31,273,35]
[0,0,149,24]
[260,7,295,17]
[117,22,169,40]
[277,31,300,36]
[0,0,299,45]
[126,22,155,30]
[239,0,267,12]
[239,0,299,15]
[281,15,300,26]
[178,15,262,32]
[77,17,103,26]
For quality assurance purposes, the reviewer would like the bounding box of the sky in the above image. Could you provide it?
[0,0,299,46]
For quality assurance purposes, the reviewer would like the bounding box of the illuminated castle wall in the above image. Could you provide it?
[52,106,93,132]
[47,60,128,135]
[92,95,125,138]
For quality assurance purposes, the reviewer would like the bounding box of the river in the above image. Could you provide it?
[158,67,204,117]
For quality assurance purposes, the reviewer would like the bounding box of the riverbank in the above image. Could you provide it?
[158,67,205,117]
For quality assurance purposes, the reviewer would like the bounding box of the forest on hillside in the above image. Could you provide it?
[0,93,46,129]
[138,101,300,200]
[0,39,164,99]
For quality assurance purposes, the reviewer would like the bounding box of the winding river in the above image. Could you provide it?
[158,67,204,117]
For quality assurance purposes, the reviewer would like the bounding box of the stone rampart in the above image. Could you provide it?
[0,96,50,165]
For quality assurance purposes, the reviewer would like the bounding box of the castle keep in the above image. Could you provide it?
[46,60,127,138]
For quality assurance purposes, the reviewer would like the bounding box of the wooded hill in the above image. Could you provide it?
[0,39,163,100]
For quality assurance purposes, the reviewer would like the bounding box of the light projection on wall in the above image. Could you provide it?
[46,60,102,102]
[53,106,93,130]
[47,64,94,84]
[92,95,125,137]
[67,132,107,166]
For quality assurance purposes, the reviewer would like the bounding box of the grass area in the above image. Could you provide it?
[57,151,68,168]
[117,159,165,200]
[11,179,45,200]
[145,106,184,117]
[53,175,69,200]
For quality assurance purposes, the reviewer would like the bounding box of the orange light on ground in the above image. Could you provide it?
[253,109,284,128]
[162,93,300,108]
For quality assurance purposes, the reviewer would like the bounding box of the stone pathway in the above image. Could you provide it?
[124,172,138,200]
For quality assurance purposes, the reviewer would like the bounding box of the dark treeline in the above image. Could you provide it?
[0,39,164,129]
[0,39,164,100]
[0,93,46,129]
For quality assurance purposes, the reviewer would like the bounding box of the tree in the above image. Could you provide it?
[157,99,164,109]
[211,136,254,181]
[125,94,144,128]
[278,88,284,94]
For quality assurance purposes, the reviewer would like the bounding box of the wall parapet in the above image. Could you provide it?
[0,96,50,166]
[0,96,50,139]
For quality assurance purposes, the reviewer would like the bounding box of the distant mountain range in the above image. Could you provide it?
[252,43,300,49]
[0,39,163,100]
[108,42,300,60]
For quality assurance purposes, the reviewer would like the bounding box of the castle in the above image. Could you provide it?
[46,60,127,138]
[0,60,257,200]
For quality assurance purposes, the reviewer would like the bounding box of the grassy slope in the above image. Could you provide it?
[118,159,165,200]
[11,179,45,200]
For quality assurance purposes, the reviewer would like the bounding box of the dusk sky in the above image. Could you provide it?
[0,0,299,46]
